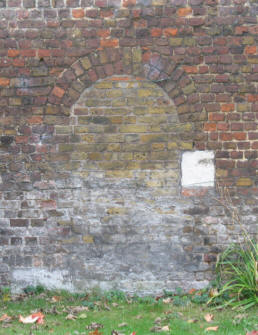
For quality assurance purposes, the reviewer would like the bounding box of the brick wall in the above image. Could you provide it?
[0,0,257,293]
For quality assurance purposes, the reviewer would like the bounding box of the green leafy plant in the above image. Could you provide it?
[23,285,45,295]
[208,235,257,310]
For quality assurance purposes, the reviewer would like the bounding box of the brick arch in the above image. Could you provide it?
[47,47,200,125]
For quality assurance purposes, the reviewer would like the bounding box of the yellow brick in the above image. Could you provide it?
[146,180,162,187]
[74,126,90,134]
[120,125,149,133]
[140,134,167,143]
[179,142,193,150]
[110,116,123,124]
[124,116,136,124]
[107,143,121,151]
[152,143,165,150]
[56,126,71,134]
[88,152,102,160]
[80,135,95,143]
[138,89,162,97]
[94,81,113,89]
[168,142,178,149]
[216,169,228,178]
[119,152,133,160]
[148,107,171,114]
[106,89,123,98]
[82,235,94,243]
[105,170,133,178]
[134,152,149,160]
[70,152,88,160]
[236,178,253,186]
[80,57,91,70]
[107,207,127,215]
[59,144,74,152]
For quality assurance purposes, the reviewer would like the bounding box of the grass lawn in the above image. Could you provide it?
[0,288,257,335]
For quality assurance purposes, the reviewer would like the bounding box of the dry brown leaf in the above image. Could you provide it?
[65,314,77,321]
[204,313,214,323]
[89,330,102,335]
[161,325,170,332]
[187,319,198,323]
[50,296,61,303]
[0,314,12,322]
[162,298,172,304]
[205,326,219,332]
[86,322,104,330]
[154,317,162,324]
[150,326,162,332]
[112,303,119,307]
[209,288,219,298]
[135,314,142,319]
[118,322,128,327]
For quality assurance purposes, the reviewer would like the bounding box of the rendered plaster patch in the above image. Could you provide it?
[181,151,215,187]
[12,269,75,292]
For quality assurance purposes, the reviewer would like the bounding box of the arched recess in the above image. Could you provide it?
[47,47,203,126]
[32,49,209,293]
[46,75,203,294]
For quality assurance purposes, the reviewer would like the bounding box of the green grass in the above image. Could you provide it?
[0,289,257,335]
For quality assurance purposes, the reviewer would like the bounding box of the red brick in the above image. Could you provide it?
[221,103,235,112]
[204,122,216,131]
[177,7,192,16]
[8,49,20,57]
[0,78,10,86]
[97,29,110,38]
[123,0,136,6]
[217,123,229,131]
[151,28,162,37]
[163,28,178,37]
[220,132,233,141]
[100,39,119,48]
[183,65,198,74]
[38,49,51,57]
[28,116,43,124]
[72,9,84,18]
[52,86,65,98]
[209,113,225,121]
[244,46,256,54]
[233,132,246,140]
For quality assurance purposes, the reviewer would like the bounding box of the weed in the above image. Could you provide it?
[208,235,258,310]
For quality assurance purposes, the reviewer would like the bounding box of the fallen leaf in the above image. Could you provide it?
[118,322,128,327]
[19,314,39,324]
[32,312,44,324]
[89,330,102,335]
[112,303,119,307]
[50,296,61,303]
[205,326,219,332]
[162,298,172,304]
[71,306,89,314]
[209,288,219,298]
[135,315,142,319]
[86,322,104,330]
[104,303,111,311]
[111,330,125,335]
[161,325,170,332]
[246,332,258,335]
[150,326,162,332]
[187,319,198,323]
[154,317,162,324]
[204,314,214,323]
[188,288,197,295]
[0,314,12,322]
[65,314,77,321]
[78,313,87,319]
